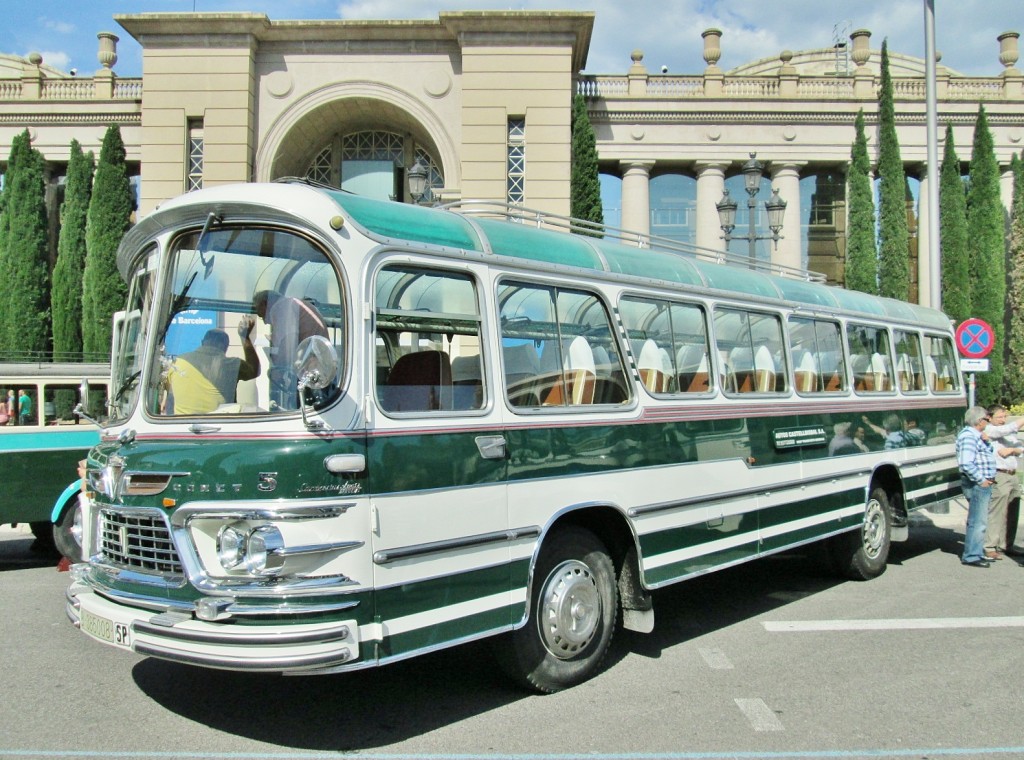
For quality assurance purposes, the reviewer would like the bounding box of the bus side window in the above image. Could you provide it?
[715,308,786,395]
[848,323,893,394]
[619,295,711,396]
[499,282,629,408]
[374,265,484,415]
[922,334,961,392]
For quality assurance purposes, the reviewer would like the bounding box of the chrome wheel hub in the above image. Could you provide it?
[538,559,601,660]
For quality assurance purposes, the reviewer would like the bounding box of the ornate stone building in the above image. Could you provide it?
[0,11,1021,306]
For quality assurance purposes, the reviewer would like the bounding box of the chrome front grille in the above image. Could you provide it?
[99,509,183,574]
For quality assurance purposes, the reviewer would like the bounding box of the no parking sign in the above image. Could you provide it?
[955,318,994,360]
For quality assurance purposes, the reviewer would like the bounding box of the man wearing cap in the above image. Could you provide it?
[956,405,997,567]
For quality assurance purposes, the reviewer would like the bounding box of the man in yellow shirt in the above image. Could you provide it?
[167,320,260,414]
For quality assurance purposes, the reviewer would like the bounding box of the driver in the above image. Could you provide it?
[166,322,260,414]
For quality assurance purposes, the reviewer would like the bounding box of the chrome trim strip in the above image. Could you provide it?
[132,643,352,672]
[172,502,356,528]
[133,620,350,646]
[373,525,541,564]
[279,540,363,557]
[628,469,872,518]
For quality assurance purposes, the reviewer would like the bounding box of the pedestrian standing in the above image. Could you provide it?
[983,404,1023,559]
[956,405,997,568]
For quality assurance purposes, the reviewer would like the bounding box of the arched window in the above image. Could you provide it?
[304,131,443,202]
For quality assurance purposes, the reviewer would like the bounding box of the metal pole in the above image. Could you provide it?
[923,0,942,308]
[748,195,757,265]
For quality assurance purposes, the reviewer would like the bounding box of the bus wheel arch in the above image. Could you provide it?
[498,507,634,692]
[828,466,902,580]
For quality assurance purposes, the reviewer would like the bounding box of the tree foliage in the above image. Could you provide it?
[875,40,910,301]
[939,123,970,324]
[0,129,51,358]
[1004,151,1024,403]
[82,124,132,357]
[966,105,1005,406]
[52,139,95,361]
[570,93,604,237]
[846,109,877,294]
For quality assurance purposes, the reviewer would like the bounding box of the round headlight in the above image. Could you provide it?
[244,525,285,575]
[216,523,247,570]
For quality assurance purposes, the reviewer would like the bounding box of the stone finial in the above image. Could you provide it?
[27,52,42,66]
[850,29,871,67]
[629,49,647,75]
[998,31,1020,74]
[779,50,796,75]
[702,28,722,70]
[97,32,119,70]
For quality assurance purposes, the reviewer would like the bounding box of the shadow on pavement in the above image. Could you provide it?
[0,531,62,571]
[132,639,523,751]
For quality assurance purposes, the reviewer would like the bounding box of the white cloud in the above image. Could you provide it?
[40,17,75,35]
[38,50,70,71]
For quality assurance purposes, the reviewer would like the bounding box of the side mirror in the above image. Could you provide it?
[294,336,339,430]
[74,379,100,426]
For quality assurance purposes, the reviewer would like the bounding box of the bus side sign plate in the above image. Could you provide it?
[772,426,827,450]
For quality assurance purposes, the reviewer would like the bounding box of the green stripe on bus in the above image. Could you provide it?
[377,605,522,660]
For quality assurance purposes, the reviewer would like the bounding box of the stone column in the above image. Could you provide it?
[694,162,728,253]
[1001,164,1017,219]
[620,160,654,241]
[916,164,934,309]
[769,162,805,273]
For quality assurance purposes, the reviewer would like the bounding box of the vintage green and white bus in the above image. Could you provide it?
[0,362,108,555]
[67,181,964,692]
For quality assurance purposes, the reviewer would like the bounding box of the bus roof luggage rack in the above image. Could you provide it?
[440,200,827,284]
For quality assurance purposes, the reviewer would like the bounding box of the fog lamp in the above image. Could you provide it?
[216,523,247,570]
[244,525,285,575]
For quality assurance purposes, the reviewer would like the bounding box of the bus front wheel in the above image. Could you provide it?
[54,495,85,563]
[497,526,618,693]
[829,485,892,580]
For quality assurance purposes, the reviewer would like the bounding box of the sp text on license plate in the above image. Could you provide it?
[80,608,131,648]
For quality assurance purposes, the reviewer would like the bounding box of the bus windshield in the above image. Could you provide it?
[116,225,345,421]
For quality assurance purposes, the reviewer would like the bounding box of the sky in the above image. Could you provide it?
[0,0,1019,79]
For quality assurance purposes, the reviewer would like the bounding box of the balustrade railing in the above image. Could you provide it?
[578,73,1020,102]
[0,77,143,101]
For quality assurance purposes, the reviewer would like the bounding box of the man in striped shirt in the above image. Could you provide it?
[956,405,997,567]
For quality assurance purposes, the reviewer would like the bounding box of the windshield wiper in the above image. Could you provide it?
[113,369,142,403]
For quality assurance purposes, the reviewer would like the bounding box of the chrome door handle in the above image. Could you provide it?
[475,435,507,460]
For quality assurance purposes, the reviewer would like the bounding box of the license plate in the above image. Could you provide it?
[80,608,130,648]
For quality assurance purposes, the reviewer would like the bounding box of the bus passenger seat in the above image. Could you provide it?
[729,347,754,393]
[794,350,817,392]
[638,339,669,393]
[451,354,483,410]
[503,343,541,406]
[754,345,776,392]
[380,350,452,412]
[544,336,596,405]
[676,345,709,392]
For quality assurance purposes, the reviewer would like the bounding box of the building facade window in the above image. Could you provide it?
[507,117,525,206]
[304,131,442,202]
[186,119,203,192]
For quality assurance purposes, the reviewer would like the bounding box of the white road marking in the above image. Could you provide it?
[734,698,785,732]
[763,616,1024,632]
[697,647,734,669]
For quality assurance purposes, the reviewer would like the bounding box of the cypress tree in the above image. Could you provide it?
[846,109,877,294]
[82,124,132,357]
[52,139,95,361]
[1004,150,1024,403]
[939,123,970,324]
[0,129,51,359]
[570,93,603,237]
[966,105,1005,406]
[876,39,910,301]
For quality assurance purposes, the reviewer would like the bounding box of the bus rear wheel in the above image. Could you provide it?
[829,485,892,580]
[497,526,618,693]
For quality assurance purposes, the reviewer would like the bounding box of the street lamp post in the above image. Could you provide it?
[407,158,430,204]
[715,153,787,268]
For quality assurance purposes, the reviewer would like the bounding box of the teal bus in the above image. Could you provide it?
[0,363,108,554]
[67,181,964,692]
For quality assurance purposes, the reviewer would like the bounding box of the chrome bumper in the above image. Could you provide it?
[66,583,360,672]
